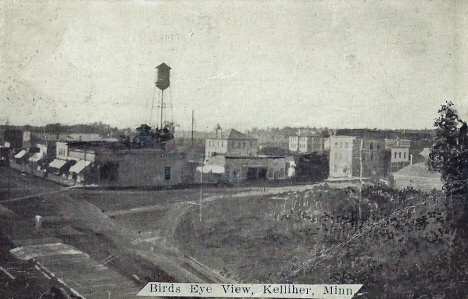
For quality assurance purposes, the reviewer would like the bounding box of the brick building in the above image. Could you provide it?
[329,136,389,179]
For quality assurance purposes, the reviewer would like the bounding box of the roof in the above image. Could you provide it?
[393,162,441,178]
[28,151,44,162]
[156,62,171,71]
[49,159,67,169]
[419,148,431,159]
[385,139,411,149]
[14,150,27,159]
[69,160,91,173]
[211,129,256,140]
[59,133,103,142]
[199,155,225,173]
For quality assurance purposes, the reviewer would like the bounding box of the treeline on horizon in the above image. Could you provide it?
[0,123,435,139]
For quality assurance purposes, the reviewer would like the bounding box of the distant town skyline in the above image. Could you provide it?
[1,1,468,131]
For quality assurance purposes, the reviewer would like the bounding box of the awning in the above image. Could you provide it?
[69,160,91,174]
[198,156,226,174]
[197,165,225,174]
[14,150,27,159]
[29,151,44,162]
[49,159,67,169]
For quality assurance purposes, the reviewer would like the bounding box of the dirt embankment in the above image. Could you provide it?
[173,185,468,299]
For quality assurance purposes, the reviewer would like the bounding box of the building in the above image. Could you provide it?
[197,155,292,183]
[251,130,289,150]
[205,126,258,158]
[56,141,97,162]
[48,140,196,186]
[392,163,443,191]
[385,139,411,172]
[289,132,326,153]
[96,148,193,187]
[329,136,389,179]
[392,148,443,191]
[4,129,25,149]
[289,135,299,152]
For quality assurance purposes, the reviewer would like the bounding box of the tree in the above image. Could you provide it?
[295,152,329,182]
[429,102,468,209]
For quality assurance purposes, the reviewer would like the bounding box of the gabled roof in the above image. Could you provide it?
[210,129,256,140]
[225,129,255,140]
[419,148,431,160]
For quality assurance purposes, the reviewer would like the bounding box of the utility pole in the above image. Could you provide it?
[191,110,194,147]
[359,139,363,197]
[200,153,204,222]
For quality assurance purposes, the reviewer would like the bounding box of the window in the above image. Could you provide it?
[394,152,397,159]
[164,167,171,180]
[370,142,373,150]
[243,142,246,148]
[404,152,406,159]
[399,152,401,159]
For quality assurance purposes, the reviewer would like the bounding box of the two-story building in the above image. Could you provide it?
[385,139,411,172]
[205,126,258,158]
[289,132,325,153]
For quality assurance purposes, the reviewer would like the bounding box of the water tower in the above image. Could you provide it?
[155,63,171,129]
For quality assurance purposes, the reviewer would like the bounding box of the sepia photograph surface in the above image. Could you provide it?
[1,0,468,298]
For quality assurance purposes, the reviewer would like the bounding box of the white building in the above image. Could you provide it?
[205,126,258,158]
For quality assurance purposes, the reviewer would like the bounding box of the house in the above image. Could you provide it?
[205,125,258,158]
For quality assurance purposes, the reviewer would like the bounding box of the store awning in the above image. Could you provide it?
[49,159,67,169]
[197,156,226,174]
[69,160,91,174]
[29,151,44,162]
[14,150,27,159]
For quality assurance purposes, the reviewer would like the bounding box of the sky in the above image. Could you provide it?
[1,0,468,131]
